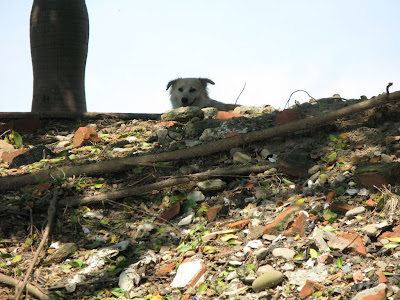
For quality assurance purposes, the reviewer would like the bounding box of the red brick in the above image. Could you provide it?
[264,203,305,235]
[298,280,324,298]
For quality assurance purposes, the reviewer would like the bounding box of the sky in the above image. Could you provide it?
[1,1,399,113]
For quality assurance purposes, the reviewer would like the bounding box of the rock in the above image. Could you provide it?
[254,248,269,260]
[202,107,218,119]
[178,214,193,226]
[260,148,272,159]
[0,140,15,156]
[233,106,261,114]
[233,151,252,163]
[256,265,275,275]
[327,232,367,256]
[345,206,366,218]
[285,264,328,286]
[272,248,296,260]
[170,260,206,289]
[44,243,77,263]
[187,190,205,202]
[161,106,204,123]
[252,270,284,292]
[197,179,226,191]
[135,223,155,239]
[351,283,386,300]
[312,228,330,252]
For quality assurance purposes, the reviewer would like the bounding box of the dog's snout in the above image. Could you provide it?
[181,97,189,104]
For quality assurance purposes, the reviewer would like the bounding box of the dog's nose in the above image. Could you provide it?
[181,98,188,104]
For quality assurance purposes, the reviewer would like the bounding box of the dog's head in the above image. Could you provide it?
[166,77,215,108]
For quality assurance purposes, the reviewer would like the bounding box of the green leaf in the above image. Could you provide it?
[336,257,343,268]
[329,134,338,142]
[182,199,197,213]
[247,264,255,271]
[93,183,104,189]
[11,131,23,148]
[170,195,180,204]
[259,181,270,188]
[198,282,208,292]
[109,287,127,297]
[309,248,320,258]
[132,166,145,174]
[53,290,66,298]
[12,255,22,263]
[220,234,237,242]
[282,178,295,186]
[69,259,85,268]
[203,245,218,254]
[326,152,337,162]
[323,209,337,222]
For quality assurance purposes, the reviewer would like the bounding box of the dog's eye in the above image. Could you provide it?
[189,88,196,93]
[178,88,183,92]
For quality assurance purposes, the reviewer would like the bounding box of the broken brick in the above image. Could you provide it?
[264,203,306,235]
[274,109,306,126]
[298,280,324,299]
[73,126,101,148]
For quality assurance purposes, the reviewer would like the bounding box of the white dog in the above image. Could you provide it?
[166,77,239,111]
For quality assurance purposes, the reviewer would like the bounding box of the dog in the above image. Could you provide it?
[166,77,239,111]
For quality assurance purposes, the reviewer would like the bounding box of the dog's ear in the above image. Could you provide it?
[199,78,215,88]
[166,79,179,90]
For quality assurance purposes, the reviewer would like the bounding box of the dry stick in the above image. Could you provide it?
[1,90,398,192]
[0,273,55,300]
[59,164,278,207]
[14,189,59,300]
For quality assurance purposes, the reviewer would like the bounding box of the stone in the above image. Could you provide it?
[272,248,296,260]
[170,260,206,288]
[345,206,366,218]
[0,140,15,156]
[178,214,193,226]
[161,106,204,123]
[197,179,226,191]
[187,191,205,202]
[284,211,309,237]
[251,270,284,292]
[254,248,269,260]
[233,151,252,163]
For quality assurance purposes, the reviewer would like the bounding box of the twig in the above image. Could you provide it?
[285,89,315,109]
[58,164,278,207]
[235,82,246,104]
[14,189,59,300]
[387,82,393,94]
[0,273,55,300]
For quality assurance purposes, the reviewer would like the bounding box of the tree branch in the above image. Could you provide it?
[0,90,398,191]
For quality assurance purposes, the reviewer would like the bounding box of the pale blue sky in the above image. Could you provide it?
[1,1,399,113]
